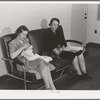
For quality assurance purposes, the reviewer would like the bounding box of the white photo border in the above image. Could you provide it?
[0,1,100,99]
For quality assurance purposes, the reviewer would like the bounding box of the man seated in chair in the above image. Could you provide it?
[44,17,92,81]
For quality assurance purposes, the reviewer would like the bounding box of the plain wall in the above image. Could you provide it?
[86,4,100,44]
[71,4,85,43]
[0,3,72,76]
[86,4,98,43]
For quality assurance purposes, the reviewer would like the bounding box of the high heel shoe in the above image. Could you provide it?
[82,73,92,80]
[76,74,88,81]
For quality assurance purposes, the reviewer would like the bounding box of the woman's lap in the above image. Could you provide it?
[27,58,55,74]
[59,51,76,62]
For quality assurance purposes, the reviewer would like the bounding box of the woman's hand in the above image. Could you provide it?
[10,43,30,59]
[22,43,30,50]
[53,48,61,56]
[62,45,66,50]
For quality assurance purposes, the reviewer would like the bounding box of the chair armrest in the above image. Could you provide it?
[2,57,24,66]
[65,39,85,48]
[65,40,83,45]
[2,57,13,61]
[65,40,87,54]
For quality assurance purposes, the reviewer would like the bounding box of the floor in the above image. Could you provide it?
[0,43,100,90]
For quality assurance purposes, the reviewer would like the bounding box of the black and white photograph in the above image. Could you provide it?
[0,1,100,99]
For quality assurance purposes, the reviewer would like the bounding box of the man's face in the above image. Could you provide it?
[51,20,59,31]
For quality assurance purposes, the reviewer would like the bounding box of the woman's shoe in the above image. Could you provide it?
[75,74,88,81]
[82,73,92,80]
[45,88,51,90]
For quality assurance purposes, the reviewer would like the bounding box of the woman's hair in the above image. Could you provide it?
[49,18,60,26]
[15,25,29,36]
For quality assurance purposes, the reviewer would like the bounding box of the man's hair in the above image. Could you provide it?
[15,25,29,36]
[49,18,60,26]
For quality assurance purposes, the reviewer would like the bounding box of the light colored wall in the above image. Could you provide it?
[0,42,7,76]
[86,4,100,44]
[0,3,72,38]
[0,3,72,76]
[71,4,85,43]
[86,4,97,43]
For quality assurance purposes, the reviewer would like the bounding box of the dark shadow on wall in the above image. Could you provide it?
[0,27,12,37]
[40,18,48,29]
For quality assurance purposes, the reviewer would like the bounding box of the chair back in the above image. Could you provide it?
[1,34,17,73]
[28,26,66,55]
[28,29,46,55]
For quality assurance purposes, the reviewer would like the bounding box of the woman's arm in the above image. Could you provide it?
[10,43,30,59]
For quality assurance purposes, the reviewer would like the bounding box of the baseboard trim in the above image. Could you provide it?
[86,42,100,48]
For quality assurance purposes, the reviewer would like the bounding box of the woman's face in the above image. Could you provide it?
[19,31,28,41]
[51,20,59,31]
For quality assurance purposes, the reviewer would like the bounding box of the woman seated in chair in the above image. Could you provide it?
[44,18,92,81]
[9,25,56,90]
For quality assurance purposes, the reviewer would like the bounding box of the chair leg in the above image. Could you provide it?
[60,68,65,77]
[3,75,12,81]
[22,66,27,90]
